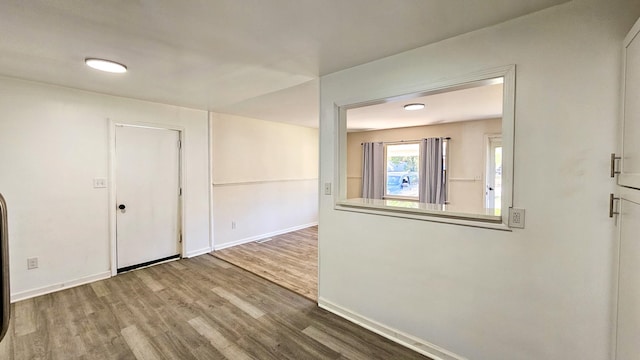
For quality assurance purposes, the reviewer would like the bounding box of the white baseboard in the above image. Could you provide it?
[11,271,112,303]
[213,222,318,251]
[184,246,214,258]
[318,297,467,360]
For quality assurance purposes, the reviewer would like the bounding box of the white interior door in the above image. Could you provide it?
[115,125,181,271]
[615,16,640,360]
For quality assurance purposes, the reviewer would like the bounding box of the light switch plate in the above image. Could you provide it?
[324,182,332,195]
[93,178,107,188]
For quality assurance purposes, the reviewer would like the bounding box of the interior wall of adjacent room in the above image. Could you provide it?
[346,118,501,211]
[210,112,318,249]
[318,0,640,359]
[0,76,210,300]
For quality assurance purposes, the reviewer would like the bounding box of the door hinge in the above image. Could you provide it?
[610,153,621,178]
[609,193,620,218]
[178,140,182,149]
[179,233,183,243]
[179,188,182,196]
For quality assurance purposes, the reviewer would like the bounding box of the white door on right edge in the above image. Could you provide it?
[615,16,640,360]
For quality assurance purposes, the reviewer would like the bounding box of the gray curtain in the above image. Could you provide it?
[361,142,384,199]
[419,138,446,204]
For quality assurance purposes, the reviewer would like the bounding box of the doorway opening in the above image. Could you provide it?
[485,135,502,213]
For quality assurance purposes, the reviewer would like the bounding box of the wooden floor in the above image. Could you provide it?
[213,226,318,301]
[0,255,430,360]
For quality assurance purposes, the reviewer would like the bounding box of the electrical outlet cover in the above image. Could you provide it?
[27,257,38,269]
[508,208,526,228]
[93,178,107,188]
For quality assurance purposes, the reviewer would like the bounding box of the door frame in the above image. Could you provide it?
[108,120,185,276]
[484,134,502,209]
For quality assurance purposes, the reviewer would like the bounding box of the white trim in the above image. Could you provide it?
[484,133,503,209]
[318,297,467,360]
[108,118,117,276]
[179,128,187,260]
[335,202,509,231]
[212,178,319,187]
[334,66,510,109]
[335,65,516,227]
[207,112,214,258]
[213,222,318,251]
[623,16,640,46]
[11,271,111,303]
[184,247,213,258]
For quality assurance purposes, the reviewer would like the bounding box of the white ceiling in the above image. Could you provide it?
[0,0,568,128]
[347,83,504,131]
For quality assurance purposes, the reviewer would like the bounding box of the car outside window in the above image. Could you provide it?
[385,143,419,199]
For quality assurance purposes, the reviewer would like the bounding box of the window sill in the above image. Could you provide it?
[335,198,511,231]
[382,195,419,202]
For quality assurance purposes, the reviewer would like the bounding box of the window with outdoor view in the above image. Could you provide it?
[385,143,419,198]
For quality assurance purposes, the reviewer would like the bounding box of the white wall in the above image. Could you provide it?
[319,1,640,359]
[0,76,210,300]
[210,113,318,249]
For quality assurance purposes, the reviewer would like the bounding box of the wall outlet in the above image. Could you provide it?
[231,221,236,230]
[508,208,526,229]
[27,257,38,270]
[324,182,332,195]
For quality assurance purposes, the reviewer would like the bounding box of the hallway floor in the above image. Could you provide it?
[212,226,318,301]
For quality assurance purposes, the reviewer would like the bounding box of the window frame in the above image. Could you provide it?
[334,65,516,229]
[381,140,450,202]
[442,139,449,204]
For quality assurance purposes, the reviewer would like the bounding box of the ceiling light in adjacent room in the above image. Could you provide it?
[403,103,425,111]
[85,58,127,73]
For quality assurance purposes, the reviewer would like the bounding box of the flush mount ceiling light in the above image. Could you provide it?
[84,58,127,73]
[403,103,425,111]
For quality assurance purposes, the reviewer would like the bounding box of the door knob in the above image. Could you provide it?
[118,204,126,210]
